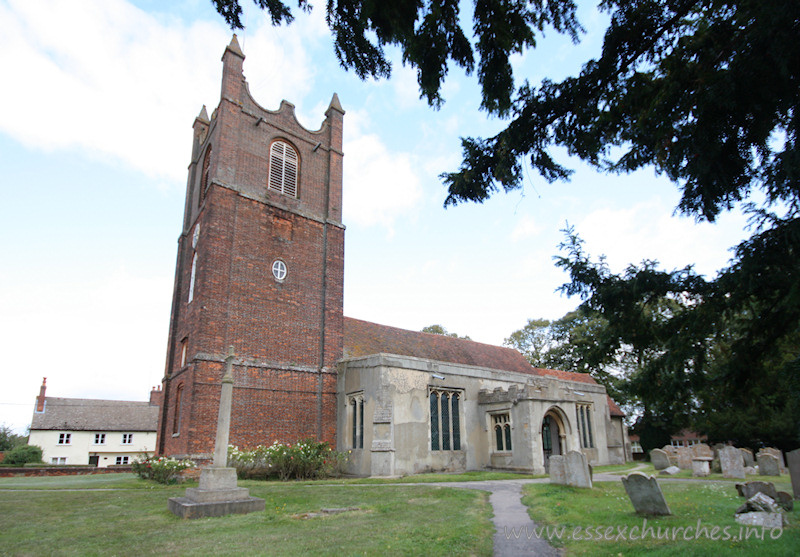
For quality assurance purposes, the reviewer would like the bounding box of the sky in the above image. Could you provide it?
[0,0,753,434]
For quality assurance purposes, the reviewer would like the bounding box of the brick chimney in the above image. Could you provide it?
[36,377,47,413]
[149,385,163,407]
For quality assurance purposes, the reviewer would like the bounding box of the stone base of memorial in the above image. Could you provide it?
[169,467,265,519]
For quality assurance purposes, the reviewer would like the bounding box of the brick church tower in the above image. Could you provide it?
[157,36,345,458]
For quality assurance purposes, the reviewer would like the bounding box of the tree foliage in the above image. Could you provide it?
[421,324,471,340]
[0,424,27,452]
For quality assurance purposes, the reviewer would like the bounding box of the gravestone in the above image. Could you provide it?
[760,447,786,471]
[787,448,800,499]
[737,480,779,501]
[659,466,680,476]
[740,448,755,468]
[676,447,693,470]
[758,453,780,476]
[744,466,757,475]
[692,457,712,477]
[565,450,592,488]
[693,443,714,459]
[549,455,566,485]
[621,472,671,516]
[719,446,745,479]
[662,446,679,467]
[168,347,265,518]
[650,448,670,471]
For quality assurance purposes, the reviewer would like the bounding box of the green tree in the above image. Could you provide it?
[421,324,471,340]
[0,424,27,452]
[503,318,552,368]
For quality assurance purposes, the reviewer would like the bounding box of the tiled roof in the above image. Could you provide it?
[30,398,159,432]
[607,395,625,417]
[534,367,598,385]
[343,317,538,375]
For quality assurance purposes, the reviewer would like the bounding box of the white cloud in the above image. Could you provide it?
[510,214,544,241]
[342,133,423,231]
[0,0,326,185]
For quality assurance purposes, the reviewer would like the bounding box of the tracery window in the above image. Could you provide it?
[493,412,512,452]
[268,140,298,197]
[576,404,595,449]
[430,389,462,451]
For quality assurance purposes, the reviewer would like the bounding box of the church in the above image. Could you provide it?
[157,36,631,476]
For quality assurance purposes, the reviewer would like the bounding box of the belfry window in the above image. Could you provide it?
[268,140,298,197]
[348,393,364,449]
[430,389,462,451]
[576,404,595,449]
[199,145,212,206]
[493,413,512,452]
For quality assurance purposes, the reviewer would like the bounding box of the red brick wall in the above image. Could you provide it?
[158,38,344,458]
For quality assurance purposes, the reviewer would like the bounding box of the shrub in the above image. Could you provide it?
[228,439,348,481]
[131,455,195,484]
[3,445,43,466]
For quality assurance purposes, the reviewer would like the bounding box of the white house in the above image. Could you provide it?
[28,378,160,467]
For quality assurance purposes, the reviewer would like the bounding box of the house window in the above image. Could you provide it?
[348,393,364,449]
[430,389,462,451]
[631,441,643,454]
[576,404,594,449]
[493,413,512,452]
[115,456,129,465]
[51,457,67,464]
[172,384,184,436]
[268,140,298,197]
[199,145,212,206]
[94,433,106,445]
[671,439,683,448]
[58,433,71,445]
[122,433,133,445]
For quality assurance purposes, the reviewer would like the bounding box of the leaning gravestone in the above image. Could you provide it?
[621,473,671,516]
[565,450,592,488]
[758,453,780,476]
[549,455,566,485]
[659,465,680,476]
[787,448,800,499]
[740,448,755,468]
[676,447,694,470]
[650,448,670,471]
[720,446,746,479]
[737,480,779,501]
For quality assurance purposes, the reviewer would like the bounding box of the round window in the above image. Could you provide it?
[272,260,287,281]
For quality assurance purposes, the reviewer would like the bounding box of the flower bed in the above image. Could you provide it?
[228,439,347,480]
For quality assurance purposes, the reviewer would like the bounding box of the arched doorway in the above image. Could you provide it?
[542,411,565,472]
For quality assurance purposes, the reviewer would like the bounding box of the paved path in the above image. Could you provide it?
[425,464,650,556]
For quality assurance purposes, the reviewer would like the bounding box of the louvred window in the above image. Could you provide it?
[268,141,298,197]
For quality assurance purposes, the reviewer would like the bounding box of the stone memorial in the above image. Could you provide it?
[650,448,670,471]
[662,445,679,466]
[549,455,566,485]
[740,448,755,468]
[659,466,680,476]
[760,447,786,472]
[744,466,757,475]
[676,447,693,470]
[169,347,266,518]
[693,443,714,459]
[736,480,778,501]
[734,492,786,528]
[757,453,780,476]
[691,457,712,477]
[787,448,800,499]
[565,450,592,488]
[621,472,671,516]
[719,446,745,479]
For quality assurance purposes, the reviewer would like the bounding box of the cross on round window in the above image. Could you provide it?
[272,260,287,281]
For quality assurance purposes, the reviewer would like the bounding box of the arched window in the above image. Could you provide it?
[199,145,212,206]
[430,389,462,451]
[268,140,298,197]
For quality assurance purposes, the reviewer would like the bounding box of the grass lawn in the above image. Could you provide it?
[522,477,797,556]
[0,473,493,556]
